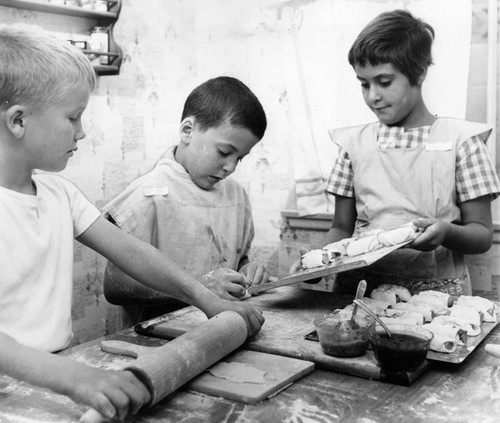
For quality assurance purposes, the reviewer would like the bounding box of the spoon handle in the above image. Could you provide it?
[353,299,392,338]
[351,280,367,321]
[354,280,367,300]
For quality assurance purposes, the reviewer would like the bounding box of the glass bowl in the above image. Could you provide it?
[369,324,433,371]
[313,313,374,358]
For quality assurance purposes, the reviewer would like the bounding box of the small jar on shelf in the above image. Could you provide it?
[81,0,108,11]
[89,26,109,65]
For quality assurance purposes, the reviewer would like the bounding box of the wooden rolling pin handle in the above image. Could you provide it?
[80,310,248,422]
[485,343,500,359]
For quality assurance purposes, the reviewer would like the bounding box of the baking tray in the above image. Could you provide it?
[426,316,499,363]
[248,241,411,295]
[304,310,500,364]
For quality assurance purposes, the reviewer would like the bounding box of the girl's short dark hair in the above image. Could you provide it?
[181,76,267,140]
[348,9,435,85]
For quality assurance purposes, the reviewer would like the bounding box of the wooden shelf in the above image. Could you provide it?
[0,0,123,76]
[0,0,117,19]
[92,64,120,75]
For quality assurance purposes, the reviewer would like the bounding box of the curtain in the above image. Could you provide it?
[280,0,472,216]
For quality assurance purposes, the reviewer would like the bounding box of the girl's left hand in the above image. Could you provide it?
[410,218,448,251]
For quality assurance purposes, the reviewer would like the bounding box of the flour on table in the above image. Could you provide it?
[208,362,266,384]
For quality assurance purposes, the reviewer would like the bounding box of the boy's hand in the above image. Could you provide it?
[203,298,265,338]
[239,262,269,287]
[201,268,250,300]
[409,218,447,251]
[70,364,150,421]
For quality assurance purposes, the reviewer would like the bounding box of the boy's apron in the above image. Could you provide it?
[329,118,492,295]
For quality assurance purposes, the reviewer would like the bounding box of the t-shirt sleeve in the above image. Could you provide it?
[61,179,100,237]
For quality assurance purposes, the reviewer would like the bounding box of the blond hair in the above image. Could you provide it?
[0,24,96,110]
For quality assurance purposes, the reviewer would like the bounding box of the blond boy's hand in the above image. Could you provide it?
[70,363,150,420]
[239,262,269,287]
[203,298,265,338]
[201,268,250,300]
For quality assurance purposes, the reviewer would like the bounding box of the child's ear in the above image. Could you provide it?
[417,68,428,85]
[4,105,27,139]
[179,117,195,144]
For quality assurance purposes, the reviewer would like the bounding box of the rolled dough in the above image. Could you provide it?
[208,361,267,384]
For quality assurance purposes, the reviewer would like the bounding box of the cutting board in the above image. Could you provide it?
[99,340,314,404]
[135,287,430,385]
[248,242,411,295]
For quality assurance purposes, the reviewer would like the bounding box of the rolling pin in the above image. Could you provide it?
[80,310,248,422]
[485,343,500,359]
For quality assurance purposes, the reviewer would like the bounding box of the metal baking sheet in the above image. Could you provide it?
[249,241,411,295]
[426,315,499,363]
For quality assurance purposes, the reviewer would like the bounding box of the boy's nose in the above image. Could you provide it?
[75,128,86,141]
[222,159,237,175]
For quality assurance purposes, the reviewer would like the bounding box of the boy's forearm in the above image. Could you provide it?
[79,218,222,317]
[0,332,75,396]
[114,244,220,315]
[104,263,177,306]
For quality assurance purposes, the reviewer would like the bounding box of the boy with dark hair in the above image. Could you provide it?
[103,76,270,326]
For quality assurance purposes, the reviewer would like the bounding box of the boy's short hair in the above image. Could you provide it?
[348,9,434,85]
[181,76,267,140]
[0,24,96,111]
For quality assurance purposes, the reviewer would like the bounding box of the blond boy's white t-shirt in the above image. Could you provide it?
[0,173,100,352]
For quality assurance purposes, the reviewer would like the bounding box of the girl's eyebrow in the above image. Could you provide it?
[357,73,394,81]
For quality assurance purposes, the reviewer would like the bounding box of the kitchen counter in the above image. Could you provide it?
[1,287,499,423]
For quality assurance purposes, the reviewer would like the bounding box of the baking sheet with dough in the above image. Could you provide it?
[249,241,411,295]
[426,316,499,363]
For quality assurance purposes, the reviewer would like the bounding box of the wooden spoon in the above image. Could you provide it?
[350,279,367,324]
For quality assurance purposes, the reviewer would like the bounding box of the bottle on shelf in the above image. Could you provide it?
[89,26,109,65]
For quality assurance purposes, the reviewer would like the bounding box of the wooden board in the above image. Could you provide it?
[136,289,500,386]
[99,340,314,404]
[303,317,499,364]
[186,349,314,404]
[136,288,430,385]
[248,242,411,295]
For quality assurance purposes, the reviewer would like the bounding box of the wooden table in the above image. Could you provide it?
[1,287,500,423]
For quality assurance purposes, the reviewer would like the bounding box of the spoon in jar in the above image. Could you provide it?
[350,279,367,324]
[353,299,393,338]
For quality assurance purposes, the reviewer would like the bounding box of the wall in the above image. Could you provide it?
[0,0,498,345]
